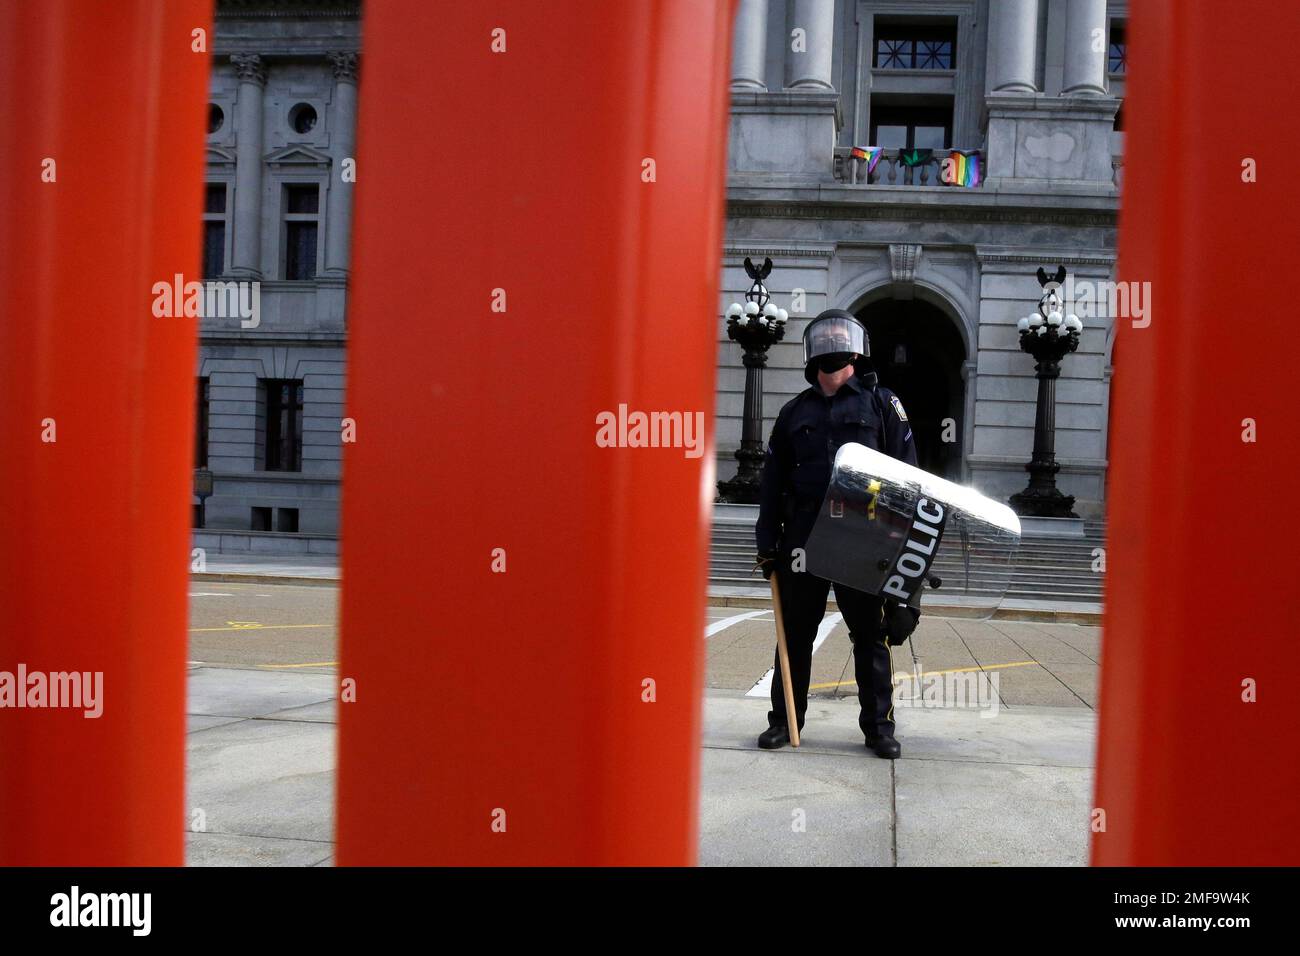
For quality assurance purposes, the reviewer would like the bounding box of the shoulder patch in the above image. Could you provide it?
[889,394,908,422]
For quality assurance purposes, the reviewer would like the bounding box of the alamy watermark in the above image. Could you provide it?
[152,273,260,328]
[0,665,103,718]
[595,404,705,459]
[50,886,150,936]
[1044,275,1152,328]
[893,663,1000,717]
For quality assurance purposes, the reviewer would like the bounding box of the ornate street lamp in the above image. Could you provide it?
[1010,265,1085,518]
[716,256,788,503]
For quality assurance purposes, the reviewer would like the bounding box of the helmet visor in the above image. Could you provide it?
[803,315,866,365]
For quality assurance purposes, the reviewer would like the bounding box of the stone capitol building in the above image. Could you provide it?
[195,0,359,554]
[195,0,1123,556]
[717,0,1125,521]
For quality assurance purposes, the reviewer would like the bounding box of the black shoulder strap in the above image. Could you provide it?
[870,384,887,421]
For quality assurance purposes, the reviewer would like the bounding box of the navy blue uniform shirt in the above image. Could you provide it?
[756,369,918,555]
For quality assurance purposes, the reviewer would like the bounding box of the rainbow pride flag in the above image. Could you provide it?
[944,149,982,187]
[849,145,882,174]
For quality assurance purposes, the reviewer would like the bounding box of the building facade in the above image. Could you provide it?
[716,0,1125,517]
[195,0,1122,553]
[195,0,360,552]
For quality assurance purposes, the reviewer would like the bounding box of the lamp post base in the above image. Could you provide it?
[716,445,765,504]
[1009,484,1077,518]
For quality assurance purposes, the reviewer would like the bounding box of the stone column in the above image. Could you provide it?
[783,0,834,91]
[1061,0,1108,95]
[987,0,1039,93]
[324,52,359,275]
[230,54,266,277]
[960,359,977,482]
[731,0,769,91]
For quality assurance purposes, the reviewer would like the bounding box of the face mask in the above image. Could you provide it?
[816,356,851,374]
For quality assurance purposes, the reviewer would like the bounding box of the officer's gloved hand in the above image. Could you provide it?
[883,599,920,646]
[754,551,779,580]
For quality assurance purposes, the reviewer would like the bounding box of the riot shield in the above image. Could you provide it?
[804,443,1021,619]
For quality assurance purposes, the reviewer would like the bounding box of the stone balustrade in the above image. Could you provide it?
[832,147,985,188]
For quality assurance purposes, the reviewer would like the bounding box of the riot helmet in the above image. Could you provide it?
[803,309,869,384]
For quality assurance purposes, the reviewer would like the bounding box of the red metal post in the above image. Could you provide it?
[1094,0,1300,864]
[0,1,211,865]
[336,1,735,864]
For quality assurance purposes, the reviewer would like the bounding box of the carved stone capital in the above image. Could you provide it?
[328,52,360,84]
[231,53,267,87]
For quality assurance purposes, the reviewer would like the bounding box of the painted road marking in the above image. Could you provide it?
[187,659,336,669]
[189,623,333,633]
[189,580,339,591]
[256,661,338,669]
[745,612,843,699]
[705,609,771,638]
[808,659,1041,691]
[189,592,235,597]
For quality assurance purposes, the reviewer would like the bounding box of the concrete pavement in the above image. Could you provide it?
[183,575,1099,865]
[186,666,335,866]
[699,691,1093,866]
[704,605,1099,709]
[192,554,1101,623]
[184,669,1094,866]
[193,554,339,587]
[709,583,1102,624]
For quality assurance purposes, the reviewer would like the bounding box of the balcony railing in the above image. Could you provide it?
[833,146,984,188]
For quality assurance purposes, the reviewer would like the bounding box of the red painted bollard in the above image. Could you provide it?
[0,0,211,865]
[1093,0,1300,865]
[336,1,736,864]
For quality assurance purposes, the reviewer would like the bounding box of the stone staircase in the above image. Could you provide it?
[710,508,1105,605]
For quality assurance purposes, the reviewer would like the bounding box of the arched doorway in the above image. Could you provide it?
[856,297,966,479]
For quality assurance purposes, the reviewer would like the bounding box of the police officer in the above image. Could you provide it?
[755,310,917,758]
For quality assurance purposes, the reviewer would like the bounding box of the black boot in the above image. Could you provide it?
[757,725,791,749]
[864,733,901,759]
[854,628,898,757]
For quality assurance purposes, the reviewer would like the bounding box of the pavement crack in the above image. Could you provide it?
[944,618,1009,710]
[889,759,898,867]
[987,621,1093,710]
[1028,620,1100,665]
[189,829,333,846]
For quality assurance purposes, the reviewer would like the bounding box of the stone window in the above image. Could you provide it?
[1108,21,1126,74]
[202,183,227,279]
[873,22,956,70]
[276,508,299,533]
[283,184,319,280]
[869,102,952,150]
[289,102,318,135]
[261,378,304,472]
[196,376,210,468]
